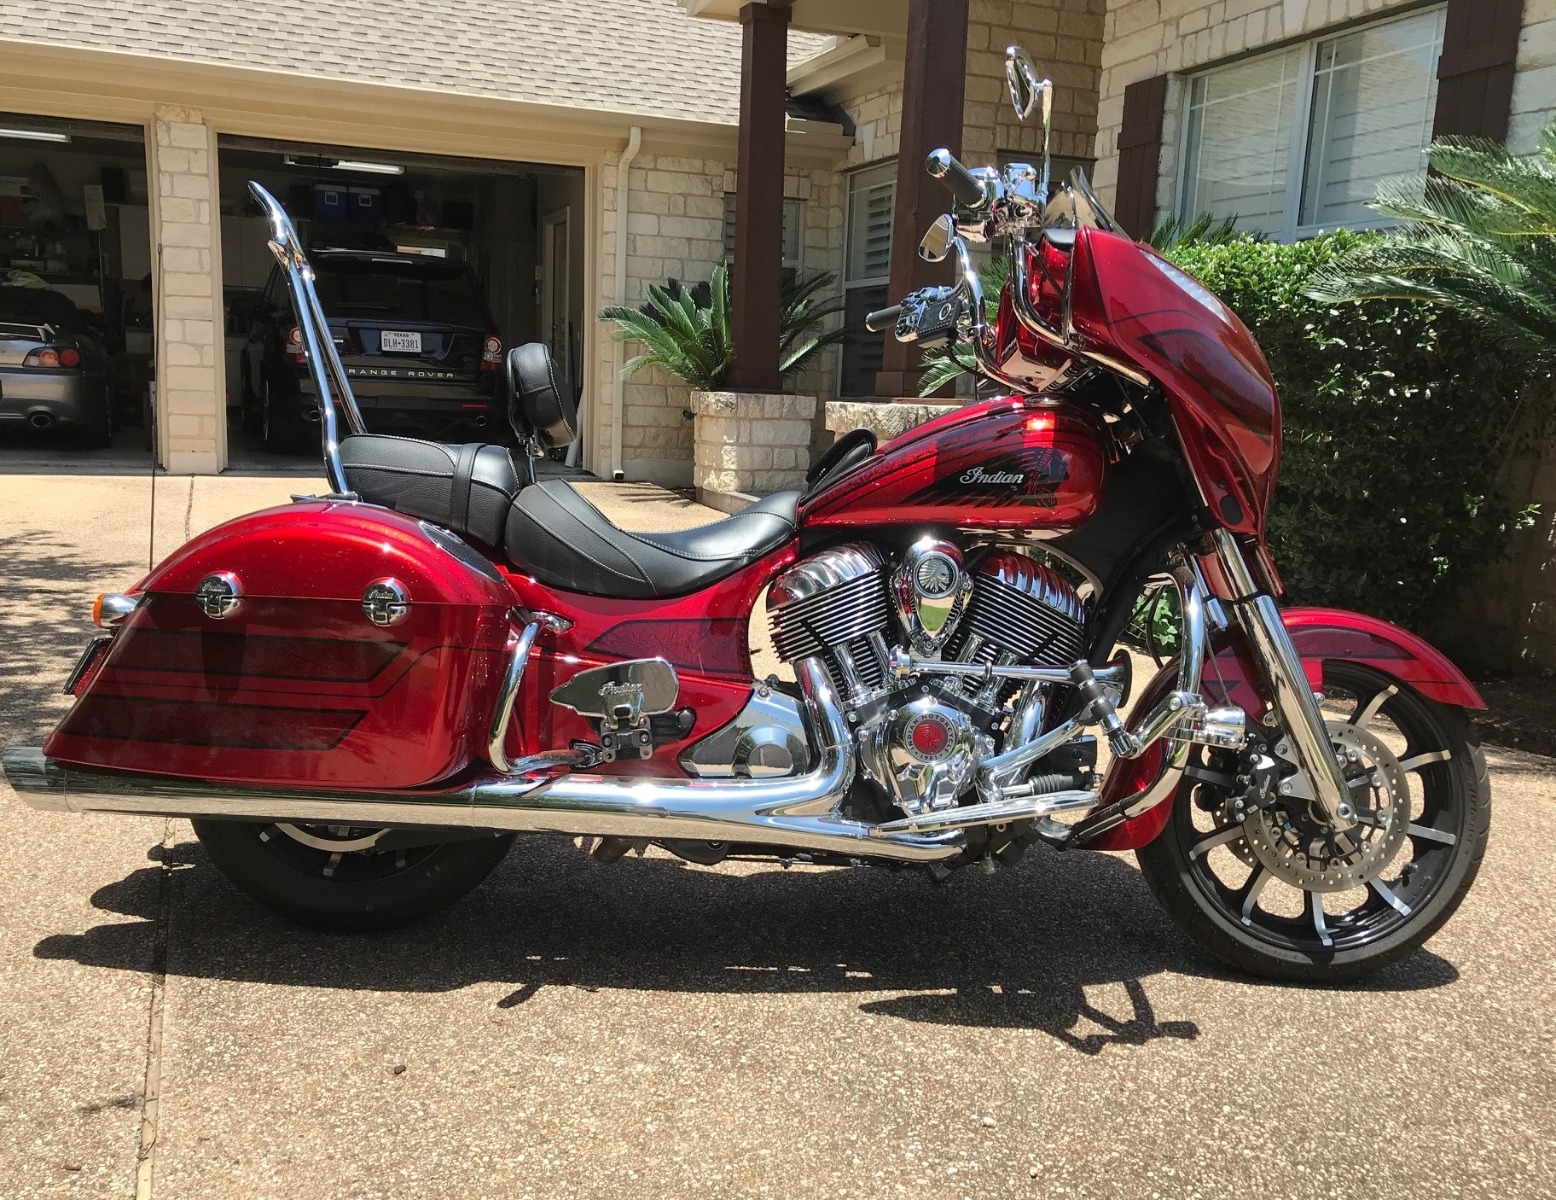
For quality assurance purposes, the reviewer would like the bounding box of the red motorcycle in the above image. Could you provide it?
[4,47,1488,982]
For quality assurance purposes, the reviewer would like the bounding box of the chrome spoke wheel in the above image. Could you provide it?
[1137,662,1489,982]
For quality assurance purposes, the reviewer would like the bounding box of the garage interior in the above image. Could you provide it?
[0,113,155,463]
[217,138,587,468]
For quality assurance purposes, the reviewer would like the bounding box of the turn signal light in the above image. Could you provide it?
[92,593,139,627]
[23,347,61,368]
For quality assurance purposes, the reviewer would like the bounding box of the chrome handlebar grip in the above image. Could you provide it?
[926,149,987,209]
[864,304,903,334]
[247,181,368,496]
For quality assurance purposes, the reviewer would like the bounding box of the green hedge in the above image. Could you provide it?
[1167,231,1534,632]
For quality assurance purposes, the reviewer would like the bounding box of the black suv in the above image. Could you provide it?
[240,250,505,452]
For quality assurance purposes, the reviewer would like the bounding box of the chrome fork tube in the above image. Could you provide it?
[1211,530,1351,826]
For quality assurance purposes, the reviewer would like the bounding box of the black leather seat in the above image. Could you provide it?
[505,480,800,598]
[340,434,523,549]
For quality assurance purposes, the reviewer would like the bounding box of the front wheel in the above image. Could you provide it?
[192,819,513,932]
[1136,662,1490,983]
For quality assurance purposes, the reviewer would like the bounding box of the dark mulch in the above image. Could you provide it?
[1472,675,1556,758]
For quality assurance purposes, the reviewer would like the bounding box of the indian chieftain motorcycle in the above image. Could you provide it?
[3,47,1489,982]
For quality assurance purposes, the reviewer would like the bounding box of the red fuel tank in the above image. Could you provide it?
[800,397,1106,533]
[44,501,515,789]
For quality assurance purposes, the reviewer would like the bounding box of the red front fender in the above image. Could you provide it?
[1087,607,1483,852]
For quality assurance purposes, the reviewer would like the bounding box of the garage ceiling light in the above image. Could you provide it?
[334,160,404,175]
[0,127,71,143]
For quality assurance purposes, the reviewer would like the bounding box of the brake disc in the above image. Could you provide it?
[1240,722,1410,893]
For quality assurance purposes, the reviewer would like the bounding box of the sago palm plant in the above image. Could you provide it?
[600,267,847,390]
[1307,122,1556,364]
[600,266,734,391]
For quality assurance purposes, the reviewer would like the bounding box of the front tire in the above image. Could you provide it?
[192,819,513,932]
[1136,663,1490,983]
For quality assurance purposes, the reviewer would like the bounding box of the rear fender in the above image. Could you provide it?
[1086,606,1483,852]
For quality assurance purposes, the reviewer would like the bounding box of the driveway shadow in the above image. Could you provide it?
[36,833,1458,1055]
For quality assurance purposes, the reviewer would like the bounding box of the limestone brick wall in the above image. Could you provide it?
[1511,0,1556,154]
[965,0,1106,167]
[149,106,224,474]
[691,390,816,510]
[604,150,843,486]
[1094,0,1556,222]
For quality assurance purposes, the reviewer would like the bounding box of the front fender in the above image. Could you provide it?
[1086,606,1483,852]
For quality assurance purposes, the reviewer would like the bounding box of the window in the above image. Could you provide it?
[839,160,896,397]
[721,194,805,282]
[1180,6,1445,238]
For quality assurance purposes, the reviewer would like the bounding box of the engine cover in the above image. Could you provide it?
[859,697,982,814]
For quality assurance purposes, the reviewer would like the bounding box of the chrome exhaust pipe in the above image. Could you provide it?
[1,659,964,864]
[28,411,53,430]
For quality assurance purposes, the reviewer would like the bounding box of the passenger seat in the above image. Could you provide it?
[340,435,523,550]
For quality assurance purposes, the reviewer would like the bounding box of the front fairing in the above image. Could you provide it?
[1065,228,1280,535]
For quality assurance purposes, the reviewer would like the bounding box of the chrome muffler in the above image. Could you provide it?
[2,659,964,864]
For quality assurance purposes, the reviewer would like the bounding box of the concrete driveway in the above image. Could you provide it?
[1,472,1553,1200]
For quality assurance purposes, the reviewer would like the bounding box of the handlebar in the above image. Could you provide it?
[925,149,986,209]
[864,304,903,334]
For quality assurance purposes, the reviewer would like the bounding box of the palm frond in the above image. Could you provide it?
[1306,116,1556,365]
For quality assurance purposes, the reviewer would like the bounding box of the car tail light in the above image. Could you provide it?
[23,347,61,368]
[58,346,81,368]
[481,335,502,371]
[285,326,307,362]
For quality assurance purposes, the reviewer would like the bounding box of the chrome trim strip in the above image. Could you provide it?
[488,620,539,774]
[1,658,966,864]
[873,787,1096,835]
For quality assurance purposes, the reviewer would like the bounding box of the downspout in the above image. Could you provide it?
[611,125,642,480]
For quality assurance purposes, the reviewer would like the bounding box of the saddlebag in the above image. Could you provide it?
[43,501,515,789]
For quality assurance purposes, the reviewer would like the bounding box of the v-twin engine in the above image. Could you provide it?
[767,541,1085,816]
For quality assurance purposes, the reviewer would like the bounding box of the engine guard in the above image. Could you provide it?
[1085,606,1484,852]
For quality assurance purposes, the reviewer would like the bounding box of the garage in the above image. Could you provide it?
[0,113,154,461]
[216,137,587,466]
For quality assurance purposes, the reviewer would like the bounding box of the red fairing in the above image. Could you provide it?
[497,543,796,776]
[800,395,1106,532]
[1066,227,1280,535]
[45,503,513,788]
[1087,605,1485,852]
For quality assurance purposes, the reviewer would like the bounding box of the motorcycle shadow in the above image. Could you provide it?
[36,833,1458,1053]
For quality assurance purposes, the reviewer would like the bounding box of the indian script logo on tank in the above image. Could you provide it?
[917,448,1070,508]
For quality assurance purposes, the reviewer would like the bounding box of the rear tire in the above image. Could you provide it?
[261,379,305,454]
[1136,663,1490,984]
[192,819,514,932]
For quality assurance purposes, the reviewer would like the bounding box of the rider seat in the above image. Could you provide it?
[505,480,800,598]
[337,342,580,549]
[339,436,522,549]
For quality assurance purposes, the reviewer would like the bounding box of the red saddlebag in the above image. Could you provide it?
[44,501,514,789]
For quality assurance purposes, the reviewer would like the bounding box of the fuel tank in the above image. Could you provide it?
[800,396,1106,533]
[44,501,515,789]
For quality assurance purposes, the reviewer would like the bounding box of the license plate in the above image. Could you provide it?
[380,330,422,353]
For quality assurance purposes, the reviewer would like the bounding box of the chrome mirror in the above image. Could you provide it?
[1005,46,1049,123]
[918,214,955,263]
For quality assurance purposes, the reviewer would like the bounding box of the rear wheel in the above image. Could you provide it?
[192,819,513,932]
[261,379,305,454]
[1136,663,1489,983]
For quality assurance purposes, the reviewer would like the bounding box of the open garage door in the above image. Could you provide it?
[0,114,154,467]
[216,136,587,469]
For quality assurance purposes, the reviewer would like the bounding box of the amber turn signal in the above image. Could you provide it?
[92,593,139,627]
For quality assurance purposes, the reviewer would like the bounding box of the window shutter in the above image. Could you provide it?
[1114,74,1168,240]
[1432,0,1525,142]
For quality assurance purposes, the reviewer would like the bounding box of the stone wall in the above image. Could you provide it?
[1093,0,1556,220]
[149,106,224,474]
[691,389,816,512]
[602,149,843,486]
[964,0,1106,167]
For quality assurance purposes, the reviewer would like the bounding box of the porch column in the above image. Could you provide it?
[726,0,791,393]
[874,0,968,399]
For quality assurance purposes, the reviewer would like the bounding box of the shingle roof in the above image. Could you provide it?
[6,0,832,125]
